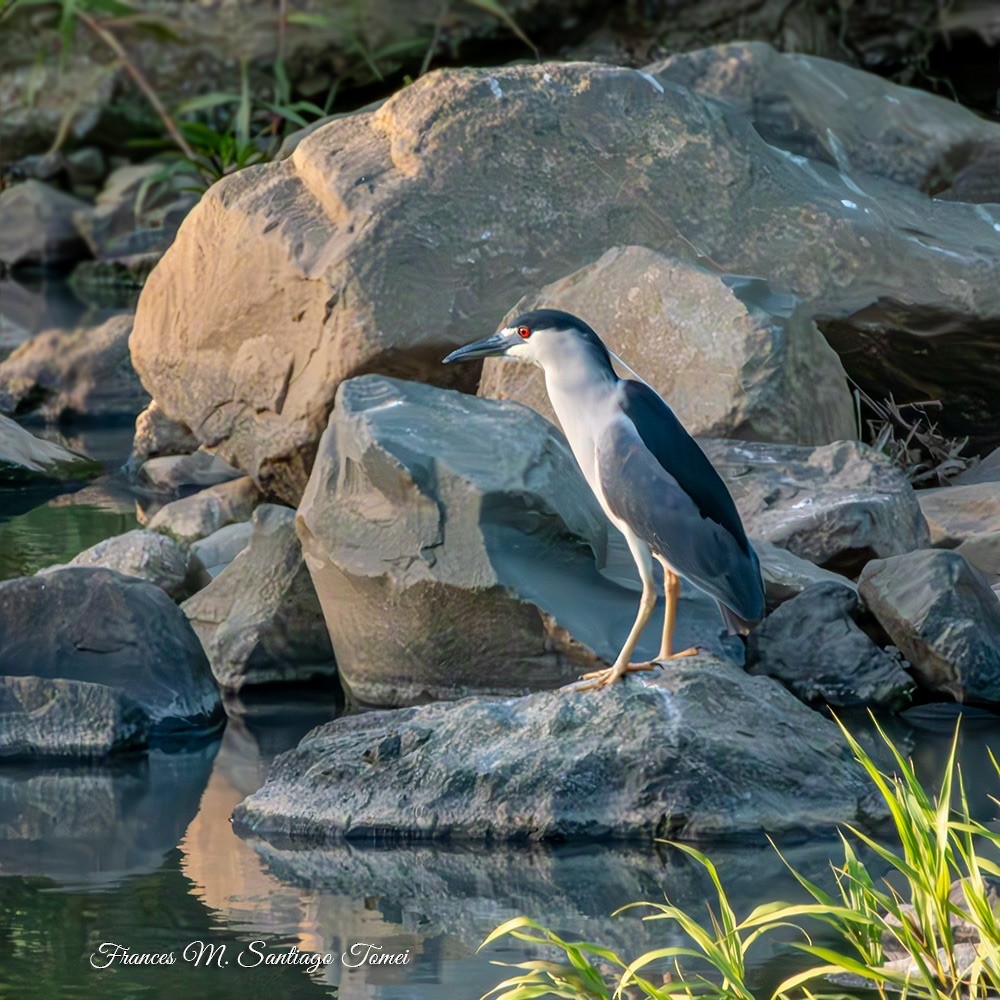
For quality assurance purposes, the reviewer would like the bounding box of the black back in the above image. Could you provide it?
[619,379,752,556]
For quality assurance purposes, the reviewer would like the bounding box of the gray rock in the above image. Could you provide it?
[0,676,148,759]
[190,521,253,578]
[0,413,101,483]
[136,450,243,493]
[957,532,1000,586]
[297,375,736,708]
[747,582,915,709]
[0,313,149,420]
[955,447,1000,486]
[127,400,200,473]
[918,483,1000,547]
[233,655,883,843]
[0,180,90,266]
[57,529,210,601]
[480,247,854,446]
[147,476,260,544]
[0,568,221,736]
[131,55,1000,503]
[754,539,857,607]
[859,549,1000,705]
[182,505,336,690]
[702,439,930,575]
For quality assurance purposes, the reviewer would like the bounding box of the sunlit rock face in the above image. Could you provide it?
[233,656,885,843]
[480,247,856,446]
[130,51,1000,503]
[296,375,738,708]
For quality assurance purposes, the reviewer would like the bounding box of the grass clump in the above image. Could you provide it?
[481,718,1000,1000]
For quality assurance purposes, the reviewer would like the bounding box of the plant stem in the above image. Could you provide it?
[77,9,201,168]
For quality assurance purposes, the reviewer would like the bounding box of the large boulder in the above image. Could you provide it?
[297,375,736,707]
[956,533,1000,586]
[233,656,882,843]
[917,483,1000,547]
[0,314,149,420]
[0,568,222,736]
[480,247,855,445]
[130,54,1000,504]
[0,676,148,760]
[182,504,336,690]
[0,180,90,267]
[746,582,914,709]
[0,414,101,483]
[702,439,930,575]
[859,549,1000,705]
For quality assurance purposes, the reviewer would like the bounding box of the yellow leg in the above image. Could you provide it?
[655,560,699,663]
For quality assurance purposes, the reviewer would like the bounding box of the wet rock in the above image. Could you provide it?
[754,539,857,607]
[127,400,200,472]
[0,414,101,483]
[130,56,1000,502]
[190,522,253,578]
[480,247,854,446]
[0,313,148,420]
[0,180,90,267]
[918,483,1000,547]
[183,505,336,690]
[0,568,222,736]
[234,655,882,843]
[747,582,914,709]
[297,375,736,708]
[147,476,260,545]
[0,676,148,760]
[702,439,930,575]
[956,533,1000,586]
[52,529,210,601]
[859,549,1000,705]
[136,450,243,494]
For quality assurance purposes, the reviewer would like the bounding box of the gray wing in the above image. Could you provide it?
[596,416,765,623]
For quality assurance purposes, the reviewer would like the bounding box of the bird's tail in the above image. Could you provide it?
[718,601,757,636]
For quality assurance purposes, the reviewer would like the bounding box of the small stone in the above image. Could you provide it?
[190,522,253,578]
[0,180,90,266]
[918,483,1000,547]
[147,477,260,544]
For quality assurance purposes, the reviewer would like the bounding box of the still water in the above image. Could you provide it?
[0,698,997,1000]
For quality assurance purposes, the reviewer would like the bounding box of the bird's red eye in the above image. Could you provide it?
[517,326,531,339]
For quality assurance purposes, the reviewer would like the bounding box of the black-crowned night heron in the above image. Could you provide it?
[443,308,765,689]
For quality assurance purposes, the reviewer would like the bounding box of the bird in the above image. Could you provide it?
[443,308,765,689]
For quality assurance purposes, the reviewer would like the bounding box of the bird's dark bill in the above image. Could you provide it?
[442,332,510,363]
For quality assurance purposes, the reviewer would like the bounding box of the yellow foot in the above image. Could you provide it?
[571,661,655,692]
[654,646,701,663]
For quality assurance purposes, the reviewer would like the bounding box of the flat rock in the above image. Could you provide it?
[190,521,253,578]
[0,180,90,266]
[0,568,222,736]
[702,439,930,575]
[147,476,260,544]
[298,375,737,708]
[0,313,148,420]
[918,483,1000,547]
[754,539,857,607]
[859,549,1000,705]
[136,450,243,493]
[480,247,855,446]
[131,55,1000,503]
[183,504,336,689]
[0,675,148,759]
[54,529,210,601]
[746,582,914,709]
[955,447,1000,486]
[0,414,101,483]
[233,656,883,843]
